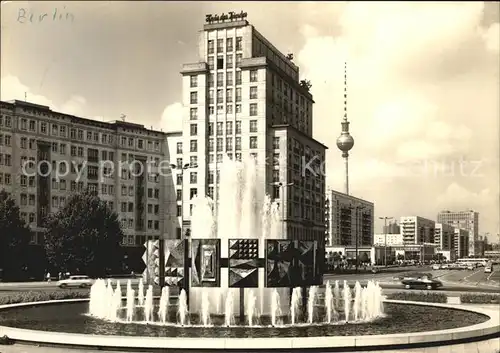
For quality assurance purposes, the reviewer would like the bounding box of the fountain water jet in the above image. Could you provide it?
[246,290,258,327]
[343,281,352,322]
[224,290,234,327]
[201,290,211,326]
[177,289,189,326]
[137,279,145,307]
[158,287,170,324]
[271,289,282,327]
[144,285,154,322]
[307,286,318,324]
[290,287,302,325]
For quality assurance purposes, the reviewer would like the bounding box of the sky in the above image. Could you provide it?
[1,1,499,242]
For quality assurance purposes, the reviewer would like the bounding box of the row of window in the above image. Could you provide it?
[0,116,161,152]
[190,69,258,89]
[206,87,259,105]
[207,37,243,54]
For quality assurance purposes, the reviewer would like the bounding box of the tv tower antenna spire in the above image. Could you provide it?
[336,62,355,195]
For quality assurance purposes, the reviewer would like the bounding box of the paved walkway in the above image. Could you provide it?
[1,337,499,353]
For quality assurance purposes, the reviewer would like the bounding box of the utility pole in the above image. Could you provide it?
[379,216,393,266]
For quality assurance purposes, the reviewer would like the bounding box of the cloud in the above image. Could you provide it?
[482,22,500,54]
[0,75,87,116]
[297,2,499,239]
[160,102,183,133]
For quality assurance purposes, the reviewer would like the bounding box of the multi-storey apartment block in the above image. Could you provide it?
[454,228,470,259]
[325,189,374,248]
[437,210,479,256]
[400,216,435,245]
[171,15,327,244]
[434,223,455,252]
[0,100,168,270]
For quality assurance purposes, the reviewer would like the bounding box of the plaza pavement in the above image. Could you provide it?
[1,338,499,353]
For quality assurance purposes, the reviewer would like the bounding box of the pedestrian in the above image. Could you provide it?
[58,272,62,280]
[46,272,51,282]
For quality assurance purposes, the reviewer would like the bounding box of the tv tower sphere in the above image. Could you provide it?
[336,131,354,153]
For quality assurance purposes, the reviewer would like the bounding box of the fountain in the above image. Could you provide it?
[86,156,386,328]
[189,156,289,318]
[87,277,385,327]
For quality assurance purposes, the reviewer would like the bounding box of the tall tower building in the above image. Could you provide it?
[336,63,354,195]
[169,12,327,244]
[437,210,479,256]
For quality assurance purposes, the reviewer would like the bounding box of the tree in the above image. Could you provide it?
[44,191,124,277]
[0,190,32,280]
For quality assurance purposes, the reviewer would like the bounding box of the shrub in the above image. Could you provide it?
[0,290,88,305]
[386,291,447,303]
[460,293,500,304]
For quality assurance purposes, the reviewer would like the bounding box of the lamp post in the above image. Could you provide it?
[379,217,393,266]
[270,182,294,237]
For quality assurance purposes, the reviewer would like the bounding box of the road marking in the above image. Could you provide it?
[463,269,482,282]
[487,270,496,281]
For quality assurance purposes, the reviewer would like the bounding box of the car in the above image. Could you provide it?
[484,267,492,273]
[467,265,475,270]
[432,264,441,270]
[401,276,443,290]
[57,275,93,288]
[441,264,449,269]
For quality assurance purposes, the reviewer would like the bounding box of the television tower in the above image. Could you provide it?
[336,62,354,195]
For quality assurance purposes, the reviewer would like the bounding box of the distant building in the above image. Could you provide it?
[383,221,400,234]
[400,216,435,245]
[437,210,479,256]
[475,235,487,256]
[374,233,403,246]
[434,223,455,251]
[325,189,374,249]
[454,228,470,259]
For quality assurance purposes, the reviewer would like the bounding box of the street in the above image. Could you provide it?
[1,266,498,295]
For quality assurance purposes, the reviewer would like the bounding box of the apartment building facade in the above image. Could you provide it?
[434,223,455,252]
[171,15,327,244]
[400,216,436,245]
[325,189,374,249]
[373,233,403,246]
[0,100,168,270]
[437,210,479,255]
[454,228,470,259]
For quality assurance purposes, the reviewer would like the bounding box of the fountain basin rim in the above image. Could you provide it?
[0,299,498,351]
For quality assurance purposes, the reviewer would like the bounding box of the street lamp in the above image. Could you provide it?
[379,216,393,266]
[170,163,197,239]
[270,182,294,237]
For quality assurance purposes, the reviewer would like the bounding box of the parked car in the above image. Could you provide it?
[432,264,441,270]
[467,264,475,270]
[401,276,443,290]
[484,266,492,273]
[57,275,93,288]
